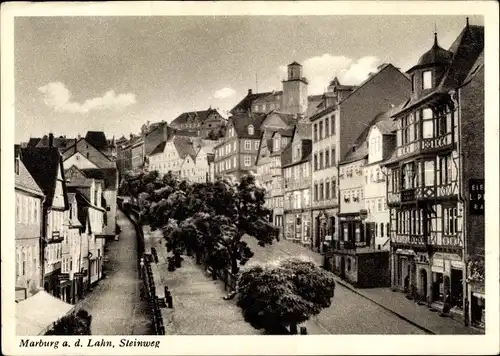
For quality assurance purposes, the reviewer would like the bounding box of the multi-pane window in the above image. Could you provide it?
[313,154,318,171]
[331,114,336,135]
[313,123,318,142]
[314,183,318,201]
[325,119,329,138]
[422,108,434,139]
[319,152,324,170]
[331,147,336,165]
[424,160,435,186]
[244,140,251,150]
[331,179,336,199]
[325,181,330,200]
[443,207,458,235]
[438,155,453,185]
[319,182,324,200]
[325,150,330,168]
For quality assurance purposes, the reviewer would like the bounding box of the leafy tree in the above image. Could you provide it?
[237,257,336,334]
[45,309,92,335]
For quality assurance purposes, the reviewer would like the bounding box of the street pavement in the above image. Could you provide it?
[75,210,153,335]
[142,227,260,335]
[242,236,426,334]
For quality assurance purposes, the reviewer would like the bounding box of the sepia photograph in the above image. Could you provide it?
[2,1,499,355]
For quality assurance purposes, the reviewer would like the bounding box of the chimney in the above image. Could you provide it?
[77,134,81,140]
[48,133,54,147]
[248,89,253,95]
[163,123,169,141]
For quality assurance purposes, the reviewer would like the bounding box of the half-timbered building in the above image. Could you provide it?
[384,21,484,323]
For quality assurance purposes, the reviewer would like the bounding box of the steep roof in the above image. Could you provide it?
[85,131,108,150]
[410,33,453,71]
[20,147,69,209]
[340,103,403,164]
[463,50,484,85]
[27,138,42,147]
[170,108,222,127]
[230,91,274,114]
[395,24,484,116]
[80,168,118,189]
[252,91,283,105]
[173,136,197,160]
[229,112,266,139]
[150,141,167,156]
[15,158,44,196]
[281,139,312,168]
[35,135,76,150]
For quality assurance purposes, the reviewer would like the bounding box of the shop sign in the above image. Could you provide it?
[74,272,86,278]
[58,273,70,281]
[469,178,484,215]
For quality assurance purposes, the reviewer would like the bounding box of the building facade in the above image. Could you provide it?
[15,156,45,301]
[21,142,70,300]
[310,64,411,254]
[169,108,227,139]
[214,113,265,180]
[385,23,484,325]
[282,123,312,245]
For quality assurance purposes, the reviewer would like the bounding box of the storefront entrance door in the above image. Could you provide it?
[450,268,463,309]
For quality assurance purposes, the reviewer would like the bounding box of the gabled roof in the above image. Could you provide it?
[27,138,41,147]
[20,147,69,209]
[150,141,167,156]
[281,138,312,169]
[173,136,197,160]
[85,131,108,150]
[61,137,115,165]
[80,168,117,189]
[229,112,267,139]
[15,158,44,196]
[230,91,274,114]
[170,108,222,127]
[35,135,76,150]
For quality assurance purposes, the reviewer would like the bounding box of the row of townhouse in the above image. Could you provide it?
[16,131,120,308]
[147,135,217,183]
[217,19,484,329]
[115,109,226,177]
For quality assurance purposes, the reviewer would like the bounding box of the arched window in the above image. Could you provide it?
[248,125,254,135]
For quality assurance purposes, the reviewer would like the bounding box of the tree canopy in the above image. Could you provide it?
[120,171,280,275]
[237,257,336,334]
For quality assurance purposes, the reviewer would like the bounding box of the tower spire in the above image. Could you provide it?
[434,23,438,47]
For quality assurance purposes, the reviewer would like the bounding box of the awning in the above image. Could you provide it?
[16,291,75,336]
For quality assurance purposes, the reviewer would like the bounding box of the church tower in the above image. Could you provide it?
[282,61,309,115]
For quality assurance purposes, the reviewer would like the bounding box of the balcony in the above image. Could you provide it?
[428,231,463,248]
[421,132,453,151]
[391,233,426,246]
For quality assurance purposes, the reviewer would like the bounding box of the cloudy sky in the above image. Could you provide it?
[14,15,482,143]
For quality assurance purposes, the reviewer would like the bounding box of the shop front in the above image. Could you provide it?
[430,252,465,315]
[43,268,61,299]
[58,274,72,304]
[392,249,417,293]
[312,209,337,254]
[284,210,311,245]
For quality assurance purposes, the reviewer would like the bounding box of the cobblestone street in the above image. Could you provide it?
[75,210,153,335]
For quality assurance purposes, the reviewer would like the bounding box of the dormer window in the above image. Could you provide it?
[422,71,432,89]
[248,125,254,135]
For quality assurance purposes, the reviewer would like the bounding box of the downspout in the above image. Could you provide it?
[455,89,468,326]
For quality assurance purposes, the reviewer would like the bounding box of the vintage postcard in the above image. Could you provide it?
[1,1,499,355]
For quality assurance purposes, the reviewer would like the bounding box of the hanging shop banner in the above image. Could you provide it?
[469,178,484,215]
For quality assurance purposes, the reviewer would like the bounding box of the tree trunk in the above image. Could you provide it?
[289,322,298,335]
[231,254,239,275]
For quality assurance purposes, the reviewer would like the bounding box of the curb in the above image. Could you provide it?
[333,278,436,335]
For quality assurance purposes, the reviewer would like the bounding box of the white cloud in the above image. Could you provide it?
[279,54,382,94]
[213,87,236,100]
[38,82,137,114]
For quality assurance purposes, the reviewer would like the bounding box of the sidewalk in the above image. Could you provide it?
[142,226,259,335]
[267,238,483,335]
[332,279,483,335]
